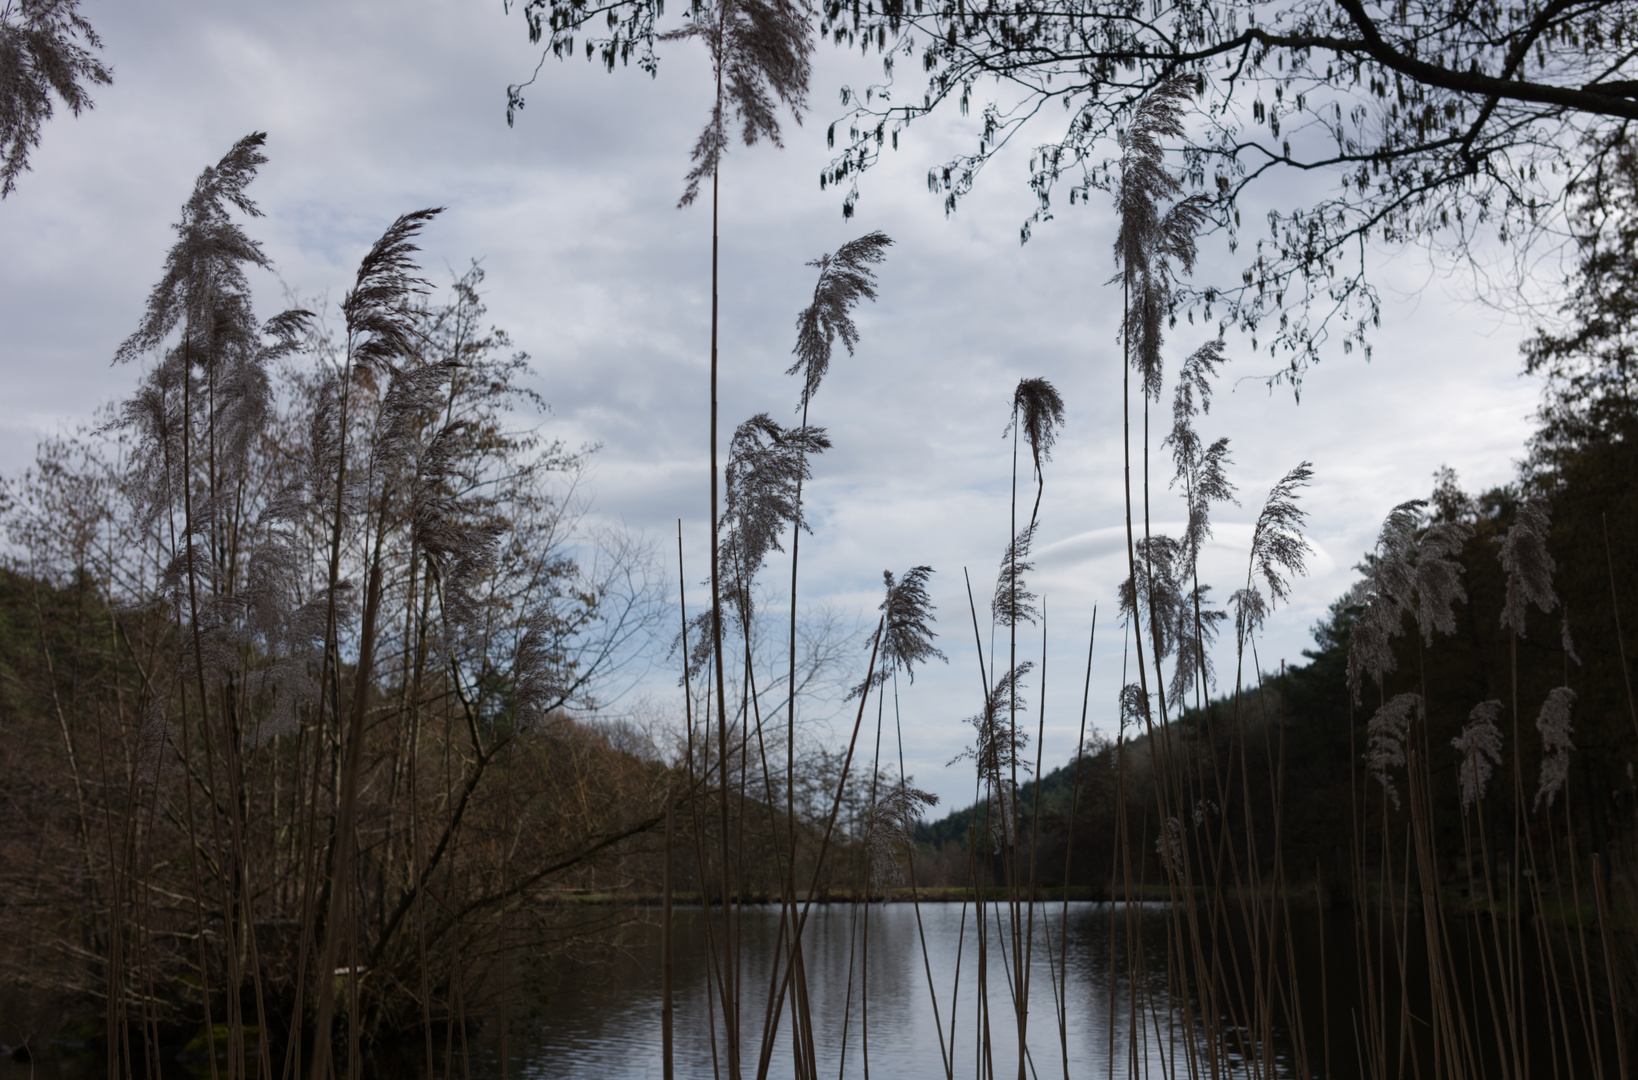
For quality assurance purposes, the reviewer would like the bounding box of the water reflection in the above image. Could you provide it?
[5,900,1604,1078]
[465,901,1270,1080]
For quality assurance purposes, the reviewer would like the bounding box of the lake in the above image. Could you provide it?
[5,898,1613,1078]
[440,900,1330,1080]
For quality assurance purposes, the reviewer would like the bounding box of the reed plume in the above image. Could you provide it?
[992,524,1040,630]
[1562,609,1583,665]
[1534,686,1577,810]
[665,0,813,206]
[850,565,946,698]
[1365,691,1423,809]
[1112,76,1208,400]
[1166,583,1224,706]
[789,230,893,406]
[1453,700,1505,810]
[1346,497,1473,698]
[954,661,1034,784]
[1246,461,1315,608]
[1119,682,1150,734]
[1167,338,1235,564]
[1229,585,1268,653]
[863,784,939,885]
[1500,497,1558,634]
[1230,461,1312,678]
[719,411,829,623]
[1007,377,1066,527]
[115,133,311,529]
[0,0,112,196]
[1120,535,1183,659]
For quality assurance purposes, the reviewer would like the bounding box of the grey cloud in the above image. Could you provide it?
[0,0,1543,809]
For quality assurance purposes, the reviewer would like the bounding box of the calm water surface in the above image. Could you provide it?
[6,900,1603,1078]
[454,901,1317,1080]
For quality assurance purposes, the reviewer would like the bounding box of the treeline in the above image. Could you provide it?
[922,431,1638,895]
[909,328,1638,1056]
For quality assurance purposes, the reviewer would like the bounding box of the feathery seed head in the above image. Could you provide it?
[116,134,273,367]
[882,565,944,674]
[342,208,444,373]
[677,606,720,684]
[1113,78,1206,399]
[1230,585,1267,653]
[1166,340,1236,566]
[1346,497,1471,699]
[864,783,939,885]
[849,565,946,698]
[788,231,892,406]
[1499,498,1558,636]
[952,661,1033,783]
[1534,686,1576,811]
[1186,437,1236,552]
[1120,681,1151,731]
[1452,700,1504,810]
[671,0,814,206]
[1121,533,1184,661]
[1410,517,1474,644]
[993,523,1040,629]
[1167,341,1236,553]
[720,413,829,624]
[1173,338,1227,423]
[1248,462,1314,608]
[1365,692,1422,809]
[1,0,113,197]
[1007,377,1066,473]
[1168,584,1226,704]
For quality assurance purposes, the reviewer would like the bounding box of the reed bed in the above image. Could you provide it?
[0,63,1634,1080]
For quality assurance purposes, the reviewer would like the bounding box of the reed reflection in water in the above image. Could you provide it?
[463,901,1306,1080]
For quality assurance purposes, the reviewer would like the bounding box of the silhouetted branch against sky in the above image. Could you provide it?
[499,0,1638,410]
[808,0,1638,382]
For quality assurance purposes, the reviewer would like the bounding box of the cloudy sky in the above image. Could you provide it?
[1,0,1549,809]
